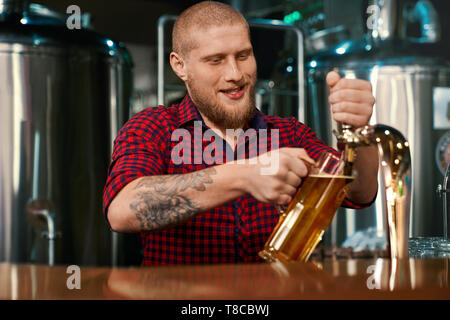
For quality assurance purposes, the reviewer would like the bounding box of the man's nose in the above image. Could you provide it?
[223,58,243,82]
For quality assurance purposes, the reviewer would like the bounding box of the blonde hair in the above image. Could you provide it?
[172,1,249,57]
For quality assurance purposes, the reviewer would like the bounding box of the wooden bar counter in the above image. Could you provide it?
[0,258,448,300]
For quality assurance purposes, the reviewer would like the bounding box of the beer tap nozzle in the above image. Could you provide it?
[333,123,375,176]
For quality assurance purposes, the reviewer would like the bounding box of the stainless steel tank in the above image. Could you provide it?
[0,1,133,265]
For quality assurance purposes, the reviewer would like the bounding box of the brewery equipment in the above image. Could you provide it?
[0,1,133,265]
[305,0,450,248]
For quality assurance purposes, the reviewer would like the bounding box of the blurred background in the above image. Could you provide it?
[1,0,449,267]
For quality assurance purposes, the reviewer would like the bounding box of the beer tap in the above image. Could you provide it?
[333,123,375,176]
[334,122,412,259]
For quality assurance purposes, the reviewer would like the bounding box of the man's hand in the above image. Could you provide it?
[326,71,375,127]
[244,148,315,206]
[326,71,379,205]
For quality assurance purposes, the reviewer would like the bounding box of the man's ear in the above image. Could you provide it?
[170,52,188,81]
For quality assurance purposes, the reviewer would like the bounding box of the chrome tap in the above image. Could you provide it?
[333,123,375,176]
[334,123,412,259]
[26,199,60,265]
[437,163,450,241]
[444,164,450,240]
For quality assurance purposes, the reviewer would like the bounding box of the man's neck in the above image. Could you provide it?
[198,110,242,152]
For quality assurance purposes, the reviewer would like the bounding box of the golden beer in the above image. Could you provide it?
[259,173,354,263]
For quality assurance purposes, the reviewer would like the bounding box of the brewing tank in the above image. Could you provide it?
[306,40,450,245]
[0,1,133,265]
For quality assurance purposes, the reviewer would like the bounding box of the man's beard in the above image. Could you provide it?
[187,80,256,130]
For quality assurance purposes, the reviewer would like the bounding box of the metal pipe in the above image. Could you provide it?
[437,163,450,250]
[157,15,177,106]
[42,210,55,266]
[109,62,119,267]
[247,18,305,124]
[443,163,450,240]
[26,200,57,265]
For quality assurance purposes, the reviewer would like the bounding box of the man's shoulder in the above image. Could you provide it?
[131,104,179,124]
[115,105,182,143]
[124,105,179,131]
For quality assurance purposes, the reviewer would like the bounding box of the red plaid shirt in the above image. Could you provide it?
[103,95,368,265]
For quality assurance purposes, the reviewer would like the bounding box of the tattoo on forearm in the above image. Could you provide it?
[130,168,217,230]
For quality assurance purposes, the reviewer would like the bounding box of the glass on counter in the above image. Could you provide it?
[409,237,450,259]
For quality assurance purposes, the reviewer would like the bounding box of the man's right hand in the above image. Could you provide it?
[243,147,315,206]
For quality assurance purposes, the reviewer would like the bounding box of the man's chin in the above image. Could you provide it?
[222,107,255,129]
[191,90,255,129]
[218,93,253,111]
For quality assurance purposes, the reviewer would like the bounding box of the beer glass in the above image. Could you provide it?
[259,151,355,263]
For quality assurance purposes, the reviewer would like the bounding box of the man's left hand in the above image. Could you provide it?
[326,71,375,127]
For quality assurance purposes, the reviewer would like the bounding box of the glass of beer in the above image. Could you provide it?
[259,151,355,263]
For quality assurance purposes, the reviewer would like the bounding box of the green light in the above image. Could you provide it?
[283,10,303,24]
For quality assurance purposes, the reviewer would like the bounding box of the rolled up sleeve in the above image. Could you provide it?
[102,110,167,224]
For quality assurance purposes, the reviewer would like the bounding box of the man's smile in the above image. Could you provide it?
[219,85,245,99]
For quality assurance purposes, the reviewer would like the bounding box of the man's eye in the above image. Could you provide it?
[209,58,222,64]
[238,54,248,60]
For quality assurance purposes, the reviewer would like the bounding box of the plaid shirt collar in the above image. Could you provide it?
[177,95,274,130]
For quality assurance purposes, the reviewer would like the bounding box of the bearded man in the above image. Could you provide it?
[103,1,378,266]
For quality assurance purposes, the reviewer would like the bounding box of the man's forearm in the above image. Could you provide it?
[108,163,248,232]
[130,168,217,231]
[347,145,379,204]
